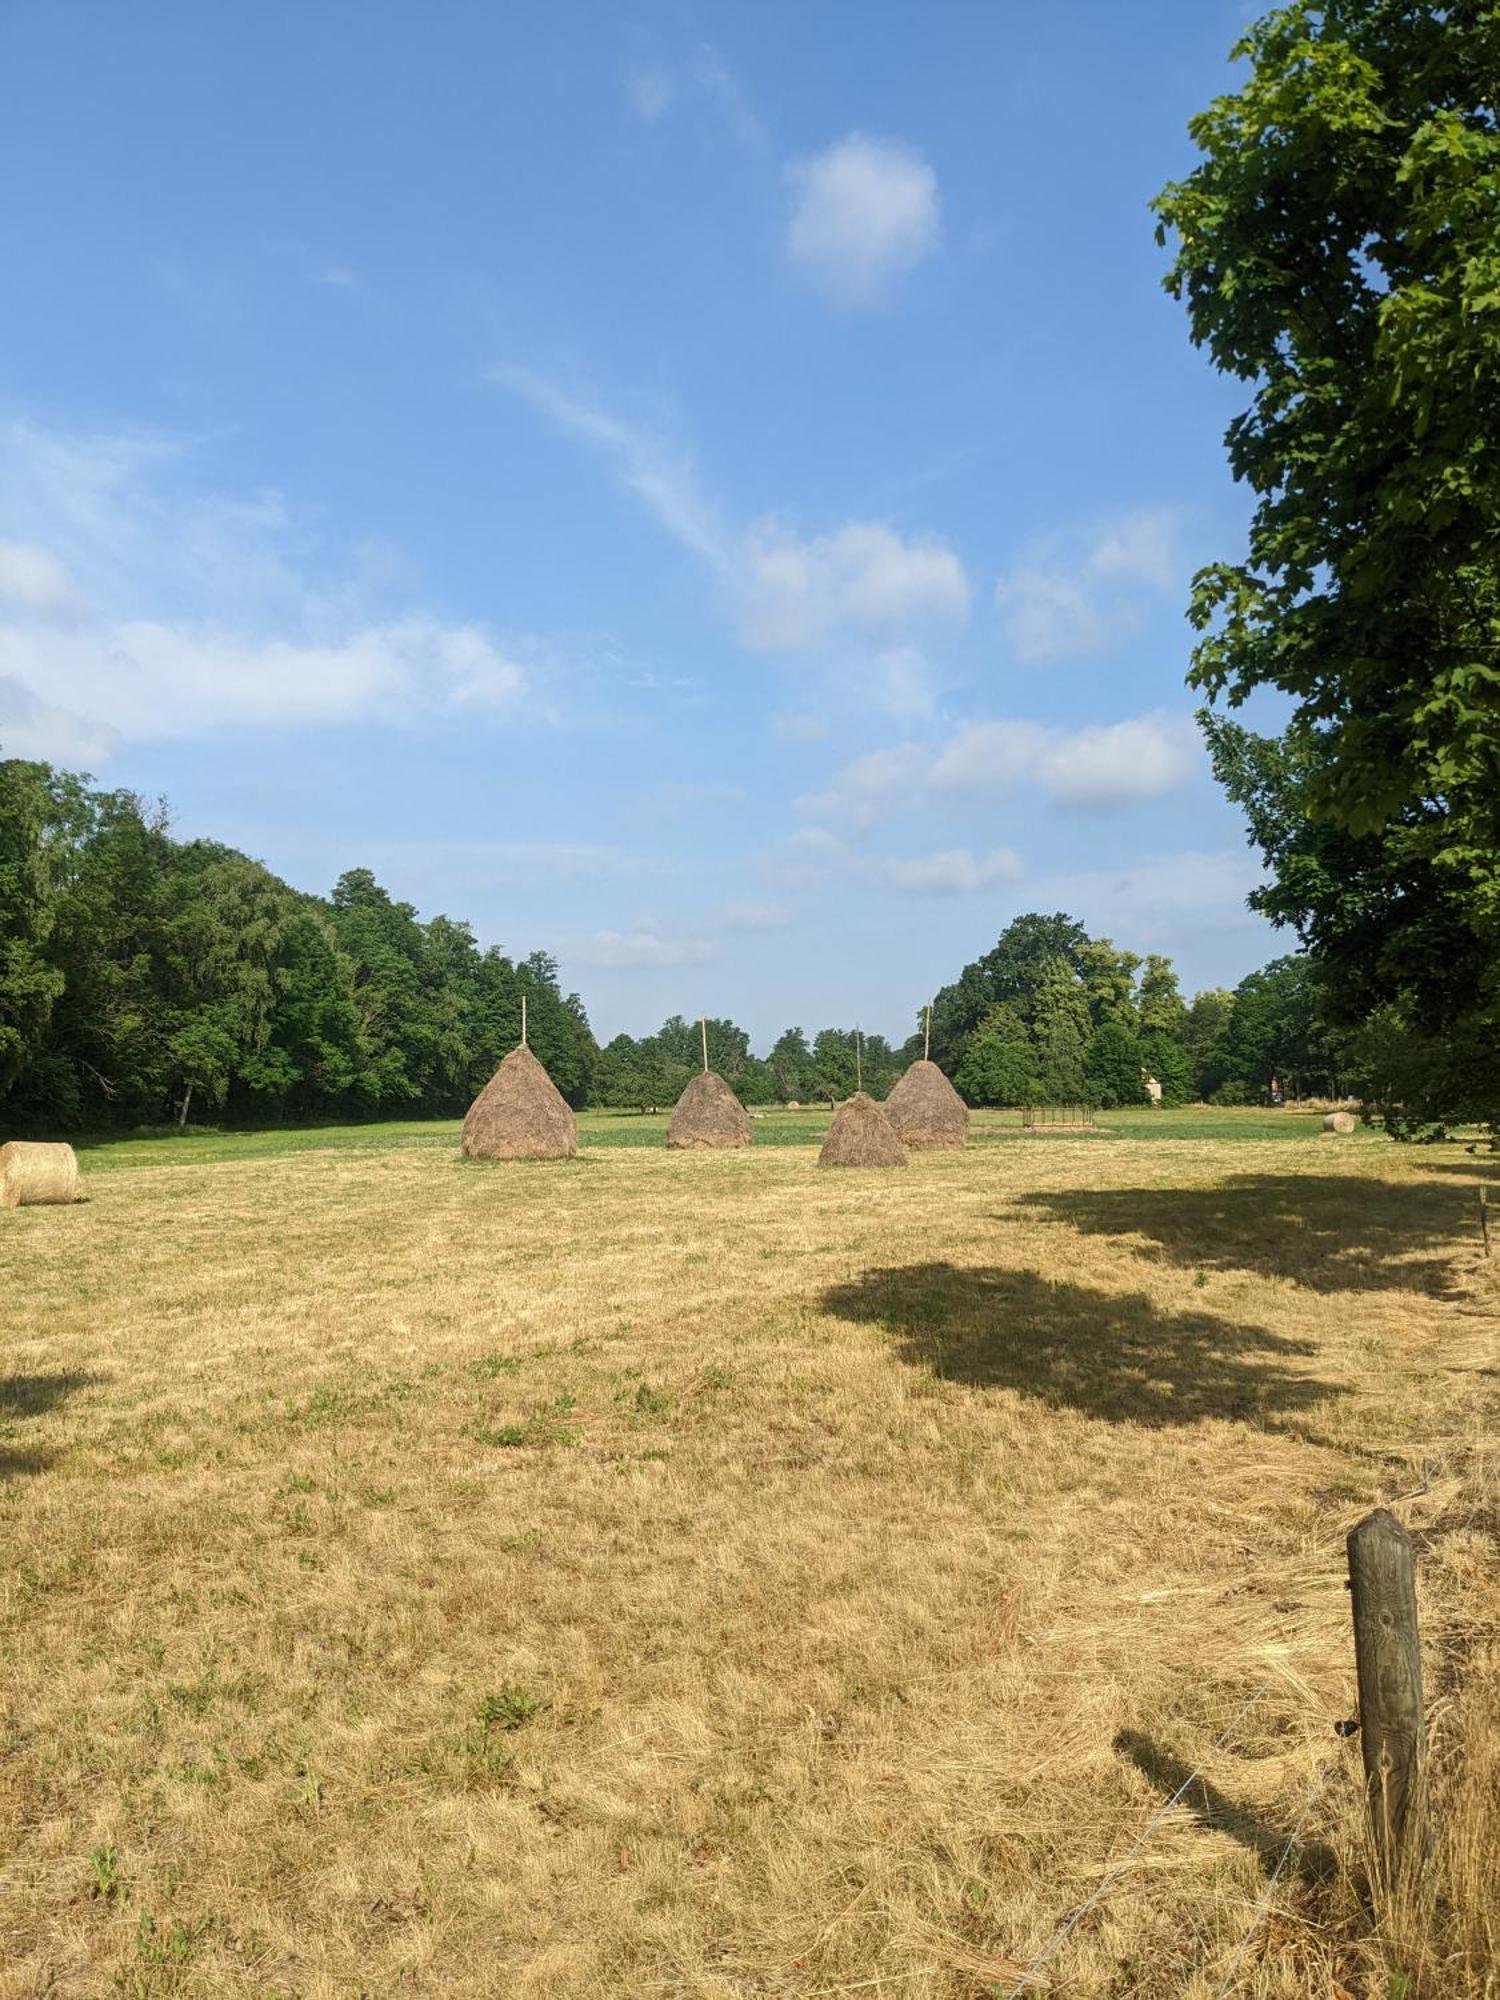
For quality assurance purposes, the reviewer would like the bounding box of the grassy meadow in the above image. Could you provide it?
[3,1110,1497,1996]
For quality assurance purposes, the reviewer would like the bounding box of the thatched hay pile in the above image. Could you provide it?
[1323,1110,1357,1135]
[668,1071,751,1149]
[884,1059,968,1149]
[1,1141,82,1208]
[461,1047,577,1161]
[818,1092,907,1168]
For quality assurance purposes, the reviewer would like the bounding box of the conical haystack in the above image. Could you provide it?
[884,1059,968,1149]
[668,1070,751,1149]
[818,1091,907,1168]
[461,1045,577,1161]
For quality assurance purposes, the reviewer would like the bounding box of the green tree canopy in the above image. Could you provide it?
[1155,0,1500,1129]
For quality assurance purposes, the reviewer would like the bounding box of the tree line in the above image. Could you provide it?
[0,759,594,1131]
[3,754,1364,1134]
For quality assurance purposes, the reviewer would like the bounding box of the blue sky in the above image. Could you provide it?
[0,0,1283,1045]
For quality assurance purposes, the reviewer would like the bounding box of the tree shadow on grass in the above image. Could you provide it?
[819,1266,1342,1428]
[1115,1729,1337,1883]
[0,1370,103,1481]
[1016,1173,1466,1295]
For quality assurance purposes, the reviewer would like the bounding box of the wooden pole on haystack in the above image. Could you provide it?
[924,1004,931,1062]
[521,993,528,1048]
[855,1026,863,1094]
[701,1015,709,1074]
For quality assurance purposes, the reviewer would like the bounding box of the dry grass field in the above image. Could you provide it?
[2,1118,1497,1997]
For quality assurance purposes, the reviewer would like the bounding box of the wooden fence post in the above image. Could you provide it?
[1347,1508,1425,1893]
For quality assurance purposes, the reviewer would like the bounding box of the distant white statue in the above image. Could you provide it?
[1144,1074,1163,1105]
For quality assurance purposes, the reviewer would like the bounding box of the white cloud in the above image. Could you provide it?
[0,614,526,752]
[864,647,939,727]
[0,423,531,759]
[1045,716,1196,808]
[995,508,1181,663]
[786,134,941,310]
[719,898,791,931]
[0,674,117,766]
[804,711,1197,824]
[798,743,931,826]
[0,540,79,620]
[738,520,968,652]
[878,846,1023,895]
[575,928,718,969]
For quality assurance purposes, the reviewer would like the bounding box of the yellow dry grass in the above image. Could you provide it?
[1,1132,1496,1998]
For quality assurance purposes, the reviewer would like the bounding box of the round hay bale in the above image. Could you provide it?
[884,1058,968,1149]
[818,1091,907,1168]
[668,1071,751,1149]
[1322,1110,1357,1135]
[0,1141,82,1208]
[461,1046,577,1161]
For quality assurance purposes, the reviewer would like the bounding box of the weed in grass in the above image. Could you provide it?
[89,1843,120,1902]
[474,1396,580,1449]
[496,1527,543,1554]
[473,1420,529,1447]
[468,1355,522,1381]
[631,1382,674,1417]
[478,1685,546,1732]
[135,1910,210,1968]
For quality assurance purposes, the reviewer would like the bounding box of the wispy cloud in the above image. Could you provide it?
[1026,848,1271,950]
[574,927,718,969]
[719,898,791,931]
[624,42,768,152]
[0,420,532,759]
[785,134,942,310]
[878,846,1023,895]
[496,368,731,572]
[995,508,1181,663]
[770,826,1022,898]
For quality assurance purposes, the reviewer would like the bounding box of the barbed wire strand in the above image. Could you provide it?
[1006,1676,1279,1997]
[1210,1759,1336,2000]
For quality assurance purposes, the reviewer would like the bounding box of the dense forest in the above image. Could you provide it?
[3,755,1355,1133]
